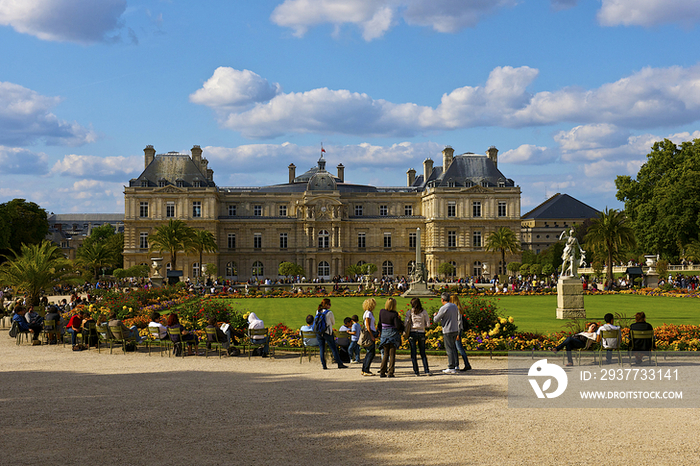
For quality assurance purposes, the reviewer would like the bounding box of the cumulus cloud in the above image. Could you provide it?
[270,0,516,40]
[0,82,97,146]
[0,0,127,44]
[51,154,141,180]
[598,0,700,27]
[500,144,558,165]
[0,146,48,174]
[57,180,124,207]
[193,64,700,139]
[189,68,282,109]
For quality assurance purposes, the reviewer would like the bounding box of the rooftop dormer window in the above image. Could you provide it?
[140,180,148,187]
[158,179,166,187]
[176,179,184,188]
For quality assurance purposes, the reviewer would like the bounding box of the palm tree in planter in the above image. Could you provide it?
[485,227,521,276]
[189,228,218,281]
[148,219,195,277]
[585,208,636,287]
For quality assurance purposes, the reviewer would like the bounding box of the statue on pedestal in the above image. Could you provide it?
[559,228,586,277]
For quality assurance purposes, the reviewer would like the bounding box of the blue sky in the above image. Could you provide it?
[2,0,700,214]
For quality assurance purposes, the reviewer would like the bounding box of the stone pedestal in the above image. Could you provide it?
[556,276,586,319]
[645,273,659,288]
[151,277,164,288]
[401,281,433,298]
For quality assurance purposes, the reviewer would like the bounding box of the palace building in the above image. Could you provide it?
[123,145,521,281]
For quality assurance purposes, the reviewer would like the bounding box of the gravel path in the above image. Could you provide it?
[0,333,696,465]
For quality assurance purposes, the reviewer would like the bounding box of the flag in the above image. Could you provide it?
[321,147,326,153]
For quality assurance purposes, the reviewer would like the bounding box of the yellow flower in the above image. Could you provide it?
[508,316,514,323]
[499,317,506,324]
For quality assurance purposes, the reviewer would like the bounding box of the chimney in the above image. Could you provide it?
[337,163,345,183]
[487,146,498,169]
[407,168,416,186]
[288,163,296,183]
[442,146,454,171]
[423,158,434,184]
[206,168,214,182]
[144,145,156,169]
[191,145,203,167]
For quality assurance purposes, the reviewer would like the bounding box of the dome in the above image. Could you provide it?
[307,172,337,191]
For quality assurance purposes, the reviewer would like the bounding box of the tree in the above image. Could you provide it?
[507,262,521,275]
[0,240,75,305]
[0,199,49,256]
[519,263,530,276]
[203,263,218,279]
[148,219,195,272]
[681,239,700,264]
[529,263,542,276]
[485,227,521,274]
[76,240,119,280]
[541,264,555,276]
[584,208,636,285]
[616,138,700,260]
[80,224,124,270]
[437,262,455,279]
[345,264,363,277]
[361,263,377,275]
[189,228,218,276]
[279,261,305,279]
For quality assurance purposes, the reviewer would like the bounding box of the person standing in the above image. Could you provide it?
[406,297,431,376]
[378,298,402,378]
[360,298,377,376]
[433,292,460,374]
[450,295,472,371]
[314,298,347,370]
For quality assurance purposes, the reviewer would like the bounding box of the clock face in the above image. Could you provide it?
[321,206,327,212]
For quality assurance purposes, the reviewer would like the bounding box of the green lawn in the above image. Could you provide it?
[216,294,699,335]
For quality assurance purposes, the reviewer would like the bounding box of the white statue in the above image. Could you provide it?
[559,228,586,277]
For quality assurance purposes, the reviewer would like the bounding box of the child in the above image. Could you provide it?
[337,317,353,364]
[347,314,361,363]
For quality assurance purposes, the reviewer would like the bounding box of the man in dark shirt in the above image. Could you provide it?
[629,311,654,365]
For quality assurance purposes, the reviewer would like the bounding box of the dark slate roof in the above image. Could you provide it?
[130,152,214,188]
[414,154,515,188]
[521,193,600,220]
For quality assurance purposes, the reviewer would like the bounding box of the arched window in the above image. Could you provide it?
[449,261,457,277]
[382,260,394,276]
[318,229,329,249]
[226,261,238,277]
[166,262,172,272]
[252,261,264,277]
[407,260,416,275]
[357,260,366,267]
[318,261,330,278]
[192,262,200,278]
[473,261,482,276]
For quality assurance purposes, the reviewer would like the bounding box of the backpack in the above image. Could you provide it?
[313,310,329,334]
[8,321,18,338]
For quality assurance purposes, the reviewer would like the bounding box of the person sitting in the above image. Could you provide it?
[148,312,168,340]
[24,305,44,345]
[12,306,39,344]
[247,312,269,357]
[108,312,142,343]
[81,312,98,347]
[596,313,620,364]
[66,310,85,347]
[299,314,318,347]
[44,305,62,344]
[553,323,599,366]
[629,311,654,365]
[336,317,352,364]
[166,313,198,356]
[205,317,239,356]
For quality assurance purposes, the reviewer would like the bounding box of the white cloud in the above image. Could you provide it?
[500,144,558,165]
[0,81,97,146]
[554,124,630,152]
[189,68,281,109]
[270,0,516,40]
[57,180,124,207]
[194,64,700,139]
[0,146,48,174]
[0,0,127,44]
[598,0,700,27]
[51,154,141,180]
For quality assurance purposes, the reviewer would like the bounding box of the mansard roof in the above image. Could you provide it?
[412,153,515,188]
[130,152,215,188]
[521,193,600,220]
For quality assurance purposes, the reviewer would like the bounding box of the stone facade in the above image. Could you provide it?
[123,145,521,281]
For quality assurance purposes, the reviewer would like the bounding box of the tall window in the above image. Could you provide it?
[404,205,413,216]
[318,261,330,278]
[139,232,148,249]
[226,262,237,277]
[382,261,394,276]
[252,261,263,277]
[192,262,200,278]
[449,261,457,277]
[498,201,507,217]
[228,233,236,249]
[228,205,236,216]
[192,201,202,218]
[473,261,483,276]
[357,232,366,249]
[447,201,456,217]
[166,202,175,218]
[279,205,287,217]
[254,205,262,216]
[355,205,363,216]
[409,232,416,249]
[448,230,457,248]
[472,231,482,248]
[472,201,481,218]
[139,202,148,218]
[383,232,392,249]
[280,233,288,249]
[318,230,329,249]
[379,205,388,216]
[254,233,262,249]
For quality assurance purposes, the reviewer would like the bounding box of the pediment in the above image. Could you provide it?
[463,185,492,194]
[156,185,186,194]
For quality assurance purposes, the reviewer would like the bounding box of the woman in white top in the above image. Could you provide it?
[406,297,431,376]
[360,298,377,376]
[247,312,269,357]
